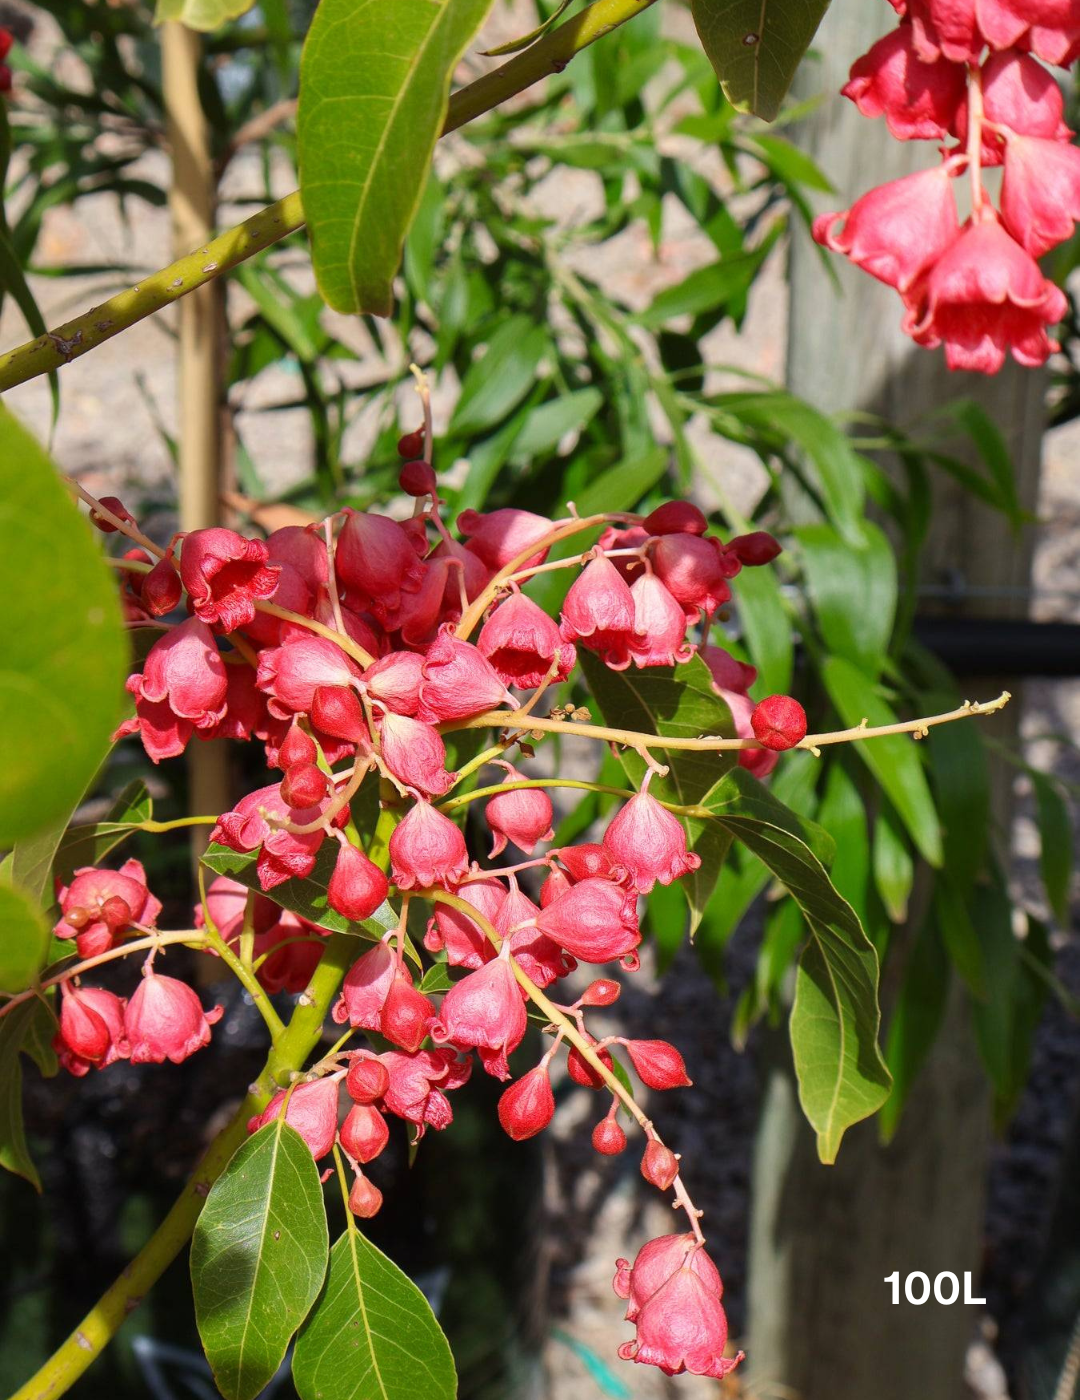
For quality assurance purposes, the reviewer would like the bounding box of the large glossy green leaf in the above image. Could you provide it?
[293,1227,457,1400]
[933,873,987,1000]
[577,652,736,930]
[298,0,495,315]
[796,521,896,674]
[202,841,396,941]
[0,407,126,847]
[0,886,50,995]
[820,657,943,867]
[0,999,56,1190]
[691,0,831,120]
[724,818,890,1161]
[702,760,834,864]
[155,0,255,28]
[191,1120,329,1400]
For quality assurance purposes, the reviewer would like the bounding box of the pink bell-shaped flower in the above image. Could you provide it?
[247,1077,340,1160]
[179,527,280,632]
[125,967,223,1064]
[54,859,163,958]
[332,937,396,1029]
[603,788,701,893]
[54,985,129,1076]
[617,1248,742,1379]
[113,618,228,763]
[484,765,555,856]
[211,782,345,891]
[536,877,641,964]
[1001,132,1080,257]
[457,506,551,571]
[431,950,527,1079]
[378,1047,471,1136]
[361,651,425,716]
[649,534,734,623]
[328,843,389,923]
[628,573,695,668]
[335,511,425,622]
[477,591,576,689]
[389,801,470,889]
[416,627,514,723]
[424,878,505,969]
[377,711,457,796]
[379,972,435,1053]
[613,1233,724,1322]
[559,555,639,670]
[842,25,966,140]
[256,637,363,720]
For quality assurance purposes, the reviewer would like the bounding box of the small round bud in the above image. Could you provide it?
[280,762,329,808]
[311,685,368,744]
[398,459,438,498]
[579,978,621,1007]
[728,530,782,566]
[339,1103,389,1163]
[397,428,425,459]
[279,722,318,771]
[641,1138,679,1191]
[592,1115,627,1155]
[566,1036,613,1089]
[99,896,134,933]
[142,557,182,615]
[90,496,136,534]
[642,501,708,536]
[750,694,808,751]
[328,844,389,924]
[346,1055,390,1104]
[62,905,93,931]
[348,1172,384,1218]
[498,1066,555,1141]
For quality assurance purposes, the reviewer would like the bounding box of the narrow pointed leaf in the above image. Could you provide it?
[191,1120,329,1400]
[293,1227,457,1400]
[690,0,832,121]
[0,999,56,1190]
[0,885,50,995]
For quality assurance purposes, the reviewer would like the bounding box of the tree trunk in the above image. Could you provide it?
[747,3,1046,1397]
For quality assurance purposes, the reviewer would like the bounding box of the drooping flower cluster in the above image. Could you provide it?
[50,438,810,1382]
[814,0,1080,373]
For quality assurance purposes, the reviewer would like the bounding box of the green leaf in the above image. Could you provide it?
[0,885,50,995]
[449,316,551,438]
[702,760,834,865]
[418,961,453,995]
[0,406,126,847]
[878,916,950,1144]
[872,803,914,925]
[51,780,154,887]
[0,226,59,423]
[731,561,793,695]
[816,758,871,928]
[191,1120,329,1400]
[577,652,737,931]
[293,1227,456,1400]
[480,0,572,55]
[0,998,56,1190]
[508,389,604,462]
[820,657,943,867]
[154,0,256,30]
[722,819,890,1161]
[298,0,495,315]
[690,0,831,121]
[968,878,1022,1113]
[934,873,987,1000]
[638,231,779,327]
[925,695,989,891]
[796,521,896,674]
[202,841,396,942]
[1031,772,1072,924]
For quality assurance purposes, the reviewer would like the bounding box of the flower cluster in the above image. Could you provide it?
[47,438,811,1381]
[814,0,1079,373]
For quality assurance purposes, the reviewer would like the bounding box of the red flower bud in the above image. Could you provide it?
[280,763,328,808]
[559,555,639,671]
[580,978,621,1007]
[399,459,438,497]
[727,530,782,567]
[278,722,318,770]
[90,496,136,533]
[497,1066,555,1140]
[346,1055,390,1104]
[310,685,369,744]
[328,844,389,923]
[348,1172,384,1218]
[592,1115,628,1155]
[380,973,435,1053]
[339,1103,389,1163]
[247,1077,340,1160]
[642,501,708,536]
[567,1034,614,1089]
[141,557,182,615]
[641,1139,679,1191]
[99,895,134,932]
[397,428,425,458]
[750,694,807,751]
[622,1039,692,1090]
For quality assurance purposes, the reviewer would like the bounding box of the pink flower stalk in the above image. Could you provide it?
[628,573,696,668]
[484,767,555,856]
[54,985,129,1076]
[377,711,457,796]
[54,859,162,958]
[332,938,396,1030]
[335,511,425,622]
[812,165,961,294]
[904,217,1067,373]
[210,782,346,891]
[415,628,514,723]
[536,877,641,964]
[389,801,470,889]
[498,1066,555,1140]
[125,967,223,1064]
[457,506,552,571]
[559,555,640,670]
[378,1048,472,1136]
[256,637,363,720]
[179,527,280,632]
[113,618,228,763]
[431,953,527,1079]
[362,651,425,716]
[603,790,701,893]
[339,1103,389,1163]
[842,25,966,140]
[424,878,506,969]
[327,844,390,923]
[615,1241,742,1380]
[247,1078,340,1160]
[477,591,577,689]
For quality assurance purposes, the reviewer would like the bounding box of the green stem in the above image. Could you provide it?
[10,808,399,1400]
[438,776,710,818]
[0,0,660,393]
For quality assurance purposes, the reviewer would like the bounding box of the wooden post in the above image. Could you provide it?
[746,3,1046,1397]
